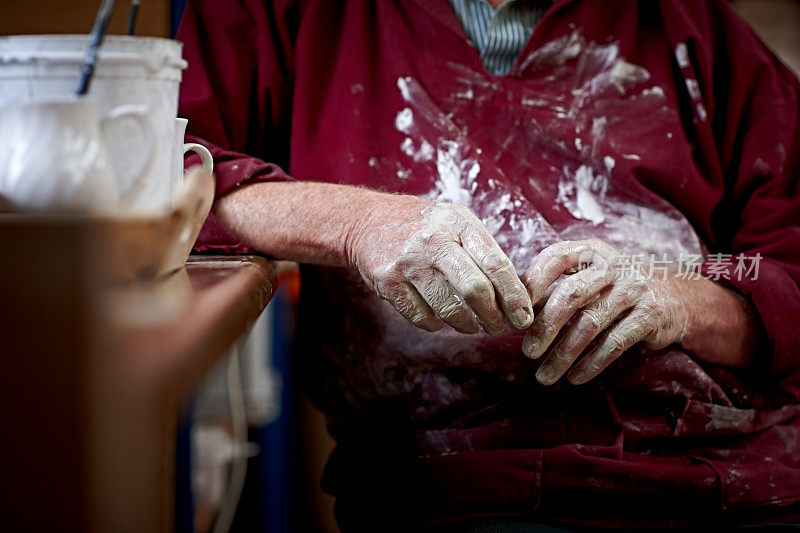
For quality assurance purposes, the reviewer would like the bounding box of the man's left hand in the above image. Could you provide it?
[520,238,687,386]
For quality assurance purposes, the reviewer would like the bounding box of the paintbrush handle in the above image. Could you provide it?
[125,0,141,36]
[75,0,117,96]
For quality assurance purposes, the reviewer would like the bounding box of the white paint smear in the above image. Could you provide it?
[675,42,690,69]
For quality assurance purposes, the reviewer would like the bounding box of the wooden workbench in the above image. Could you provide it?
[0,215,276,532]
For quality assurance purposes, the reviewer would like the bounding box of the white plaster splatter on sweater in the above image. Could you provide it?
[395,108,413,133]
[393,75,562,270]
[696,103,708,122]
[431,141,476,205]
[558,164,606,225]
[685,78,701,101]
[454,87,474,100]
[753,157,771,174]
[604,155,616,173]
[401,137,435,162]
[641,86,665,98]
[397,76,413,101]
[393,29,702,272]
[675,42,690,69]
[591,116,608,139]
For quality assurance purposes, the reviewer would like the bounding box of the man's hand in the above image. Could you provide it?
[347,196,533,335]
[520,238,763,386]
[520,239,688,385]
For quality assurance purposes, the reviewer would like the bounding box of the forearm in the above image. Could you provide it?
[212,181,391,266]
[670,275,765,368]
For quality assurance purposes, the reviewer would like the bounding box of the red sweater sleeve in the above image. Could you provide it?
[666,0,800,390]
[176,0,298,252]
[715,4,800,391]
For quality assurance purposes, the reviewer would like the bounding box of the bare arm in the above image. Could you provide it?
[213,181,378,267]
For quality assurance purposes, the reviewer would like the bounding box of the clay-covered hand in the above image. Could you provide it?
[520,238,687,385]
[347,196,533,335]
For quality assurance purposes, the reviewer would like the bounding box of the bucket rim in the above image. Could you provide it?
[0,34,184,48]
[0,36,187,71]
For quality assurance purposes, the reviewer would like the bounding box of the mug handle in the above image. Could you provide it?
[101,104,155,204]
[182,142,214,176]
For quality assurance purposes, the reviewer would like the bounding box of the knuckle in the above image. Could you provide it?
[421,231,449,249]
[374,278,397,299]
[409,313,443,331]
[450,203,474,218]
[407,309,430,324]
[553,282,585,307]
[606,331,628,351]
[521,264,541,287]
[538,241,566,261]
[631,279,648,293]
[438,298,465,319]
[404,266,427,284]
[638,298,661,316]
[587,238,608,251]
[584,359,604,376]
[566,279,589,302]
[580,307,606,332]
[427,282,452,305]
[481,250,511,273]
[395,252,421,273]
[462,276,493,299]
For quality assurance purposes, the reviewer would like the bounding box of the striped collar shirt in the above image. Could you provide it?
[449,0,554,75]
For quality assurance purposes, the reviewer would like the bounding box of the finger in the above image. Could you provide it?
[383,282,445,332]
[522,263,614,360]
[408,268,480,334]
[460,224,533,329]
[533,287,635,386]
[521,239,612,305]
[567,309,656,385]
[432,242,507,336]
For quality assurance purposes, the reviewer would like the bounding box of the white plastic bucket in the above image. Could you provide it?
[0,35,188,213]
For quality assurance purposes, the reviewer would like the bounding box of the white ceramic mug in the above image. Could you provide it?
[173,117,213,203]
[0,98,153,214]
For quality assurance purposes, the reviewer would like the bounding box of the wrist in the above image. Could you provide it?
[343,192,433,269]
[669,275,761,367]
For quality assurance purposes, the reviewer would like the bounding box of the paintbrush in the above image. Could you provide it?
[74,0,118,96]
[125,0,141,36]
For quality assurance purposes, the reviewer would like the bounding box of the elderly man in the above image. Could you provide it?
[177,0,800,530]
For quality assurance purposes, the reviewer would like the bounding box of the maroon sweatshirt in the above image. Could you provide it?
[177,0,800,529]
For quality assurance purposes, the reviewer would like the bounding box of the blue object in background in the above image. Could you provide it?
[174,284,297,533]
[175,405,194,533]
[232,286,297,532]
[171,0,187,37]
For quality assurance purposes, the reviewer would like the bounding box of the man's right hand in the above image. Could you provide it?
[346,195,533,335]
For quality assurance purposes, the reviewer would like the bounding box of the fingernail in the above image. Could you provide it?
[513,308,532,329]
[522,336,539,359]
[536,365,555,385]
